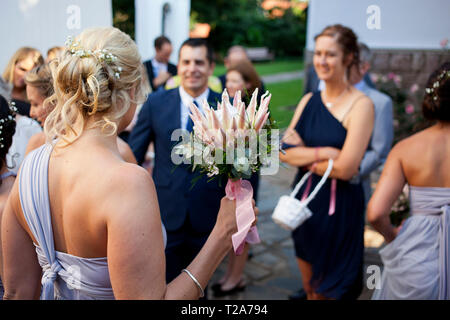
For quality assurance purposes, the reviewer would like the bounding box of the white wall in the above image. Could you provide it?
[307,0,450,50]
[135,0,190,64]
[0,0,112,72]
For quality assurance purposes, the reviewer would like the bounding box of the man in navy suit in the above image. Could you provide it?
[129,38,225,287]
[143,35,178,92]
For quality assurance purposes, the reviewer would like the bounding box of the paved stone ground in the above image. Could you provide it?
[208,164,384,300]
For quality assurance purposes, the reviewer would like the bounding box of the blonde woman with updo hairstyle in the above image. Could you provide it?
[46,46,65,63]
[2,47,44,116]
[24,63,137,164]
[1,27,244,300]
[280,24,374,300]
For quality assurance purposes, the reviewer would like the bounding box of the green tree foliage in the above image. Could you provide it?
[191,0,307,58]
[263,7,307,57]
[111,0,307,58]
[112,0,135,40]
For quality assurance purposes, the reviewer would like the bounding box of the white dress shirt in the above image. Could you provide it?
[179,86,209,130]
[151,58,168,78]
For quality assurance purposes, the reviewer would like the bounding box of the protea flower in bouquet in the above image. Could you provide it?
[173,88,279,255]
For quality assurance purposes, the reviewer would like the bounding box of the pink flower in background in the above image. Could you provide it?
[440,38,448,48]
[393,75,402,87]
[410,83,419,93]
[388,72,396,80]
[405,104,415,114]
[370,73,380,83]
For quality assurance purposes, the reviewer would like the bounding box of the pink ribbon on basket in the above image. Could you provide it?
[300,174,337,216]
[329,178,337,216]
[225,179,261,255]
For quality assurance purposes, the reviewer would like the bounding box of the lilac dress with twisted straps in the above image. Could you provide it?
[18,143,167,299]
[372,186,450,299]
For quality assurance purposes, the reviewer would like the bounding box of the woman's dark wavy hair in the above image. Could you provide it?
[0,95,16,186]
[422,61,450,122]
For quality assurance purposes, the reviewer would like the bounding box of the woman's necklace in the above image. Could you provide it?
[323,86,350,108]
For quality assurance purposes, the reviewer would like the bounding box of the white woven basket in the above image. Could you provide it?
[272,159,334,230]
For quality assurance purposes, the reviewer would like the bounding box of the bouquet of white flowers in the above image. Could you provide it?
[173,88,277,254]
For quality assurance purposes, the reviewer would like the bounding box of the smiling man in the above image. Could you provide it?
[143,36,177,92]
[128,38,225,297]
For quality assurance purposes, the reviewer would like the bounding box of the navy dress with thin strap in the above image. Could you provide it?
[292,92,365,299]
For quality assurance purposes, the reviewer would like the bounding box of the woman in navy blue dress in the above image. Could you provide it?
[280,24,374,300]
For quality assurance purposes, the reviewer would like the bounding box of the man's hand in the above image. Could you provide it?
[153,71,172,87]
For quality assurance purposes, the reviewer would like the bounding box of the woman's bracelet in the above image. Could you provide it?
[182,269,205,298]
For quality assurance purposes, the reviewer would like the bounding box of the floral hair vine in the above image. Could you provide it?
[425,69,450,101]
[0,101,18,149]
[65,36,123,79]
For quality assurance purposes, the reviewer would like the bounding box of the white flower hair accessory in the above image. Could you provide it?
[65,36,122,79]
[0,101,17,149]
[425,69,450,101]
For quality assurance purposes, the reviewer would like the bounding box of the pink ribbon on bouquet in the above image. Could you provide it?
[225,179,261,255]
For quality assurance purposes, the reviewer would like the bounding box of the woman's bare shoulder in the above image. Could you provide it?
[288,92,314,129]
[387,128,438,166]
[25,132,46,155]
[352,91,374,112]
[100,163,159,227]
[97,161,153,194]
[393,128,431,151]
[298,92,314,109]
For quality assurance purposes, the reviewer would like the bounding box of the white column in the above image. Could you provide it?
[135,0,190,64]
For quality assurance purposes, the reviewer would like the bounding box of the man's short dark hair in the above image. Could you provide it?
[154,36,171,50]
[179,38,214,64]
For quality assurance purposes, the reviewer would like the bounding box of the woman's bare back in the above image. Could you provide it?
[397,124,450,188]
[46,139,136,258]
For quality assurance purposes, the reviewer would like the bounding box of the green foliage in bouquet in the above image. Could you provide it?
[192,117,277,184]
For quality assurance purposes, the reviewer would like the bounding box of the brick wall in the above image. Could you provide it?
[304,49,450,90]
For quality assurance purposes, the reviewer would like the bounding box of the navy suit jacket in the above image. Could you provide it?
[128,88,226,233]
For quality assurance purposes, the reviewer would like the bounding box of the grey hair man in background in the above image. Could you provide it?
[349,42,394,205]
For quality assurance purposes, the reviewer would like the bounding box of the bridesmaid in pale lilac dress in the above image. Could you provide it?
[368,62,450,300]
[1,27,245,300]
